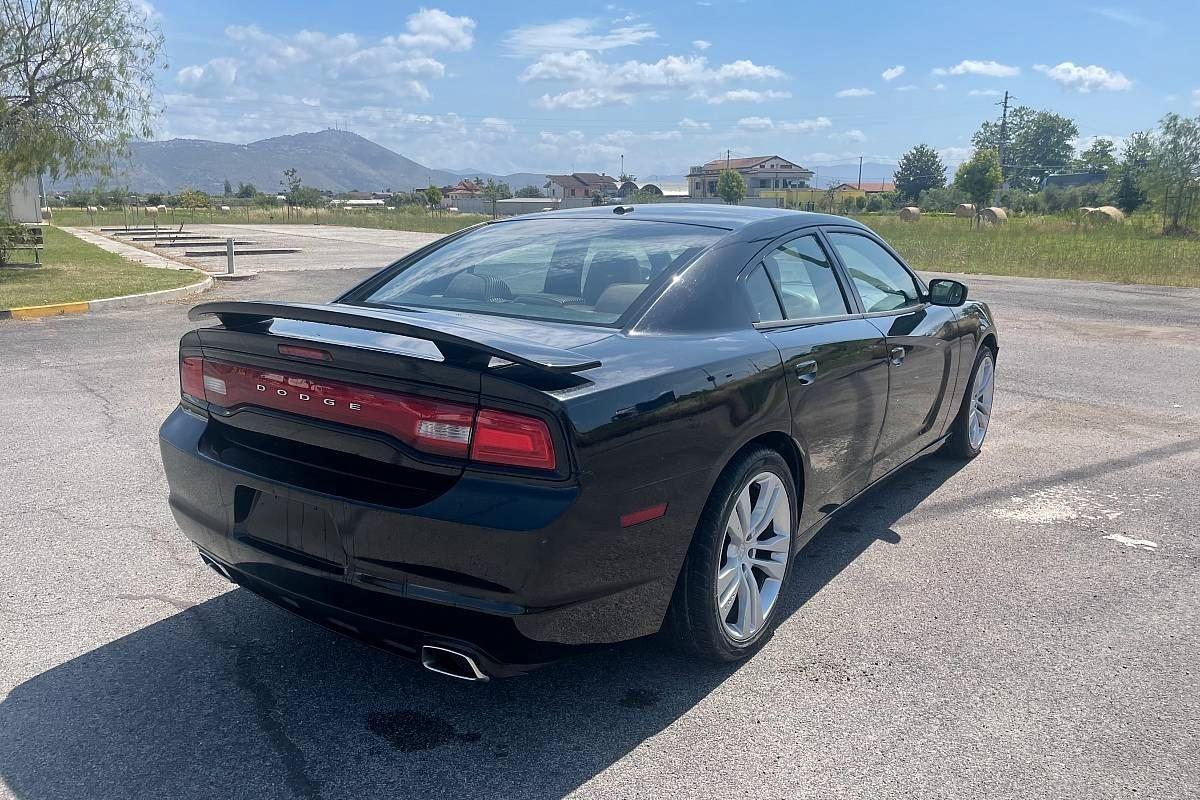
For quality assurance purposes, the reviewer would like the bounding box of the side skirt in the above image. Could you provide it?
[791,433,950,555]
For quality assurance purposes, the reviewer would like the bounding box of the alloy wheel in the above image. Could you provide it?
[715,471,792,641]
[968,354,995,450]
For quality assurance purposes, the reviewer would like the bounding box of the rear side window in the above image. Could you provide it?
[827,232,922,313]
[361,219,723,326]
[763,235,849,319]
[744,265,784,323]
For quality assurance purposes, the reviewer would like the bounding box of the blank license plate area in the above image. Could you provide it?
[233,485,345,568]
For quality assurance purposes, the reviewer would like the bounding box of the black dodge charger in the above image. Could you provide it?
[160,204,998,680]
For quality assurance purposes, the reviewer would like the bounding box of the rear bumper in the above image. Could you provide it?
[159,406,699,671]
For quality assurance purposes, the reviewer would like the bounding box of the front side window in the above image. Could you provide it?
[827,232,922,313]
[762,234,850,319]
[360,219,723,326]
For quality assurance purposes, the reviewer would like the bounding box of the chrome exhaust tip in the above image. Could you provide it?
[420,645,490,682]
[199,552,234,582]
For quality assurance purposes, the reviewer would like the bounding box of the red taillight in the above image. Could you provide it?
[177,356,557,469]
[471,409,556,471]
[180,356,205,403]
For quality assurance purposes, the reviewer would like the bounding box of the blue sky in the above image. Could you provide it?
[151,0,1200,184]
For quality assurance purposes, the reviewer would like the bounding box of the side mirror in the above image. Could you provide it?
[928,278,968,306]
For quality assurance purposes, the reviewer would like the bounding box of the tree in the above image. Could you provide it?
[222,178,233,196]
[953,149,1002,226]
[1111,132,1152,214]
[1147,113,1200,233]
[1074,138,1117,173]
[280,168,323,207]
[424,184,442,210]
[0,0,164,182]
[894,144,946,203]
[144,193,163,206]
[973,106,1079,191]
[716,169,746,205]
[618,172,637,183]
[178,189,210,209]
[235,182,257,199]
[514,185,543,198]
[481,178,512,207]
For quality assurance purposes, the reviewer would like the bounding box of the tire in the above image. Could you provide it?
[665,448,797,662]
[944,346,996,459]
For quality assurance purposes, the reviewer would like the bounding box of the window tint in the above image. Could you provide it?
[827,232,922,313]
[744,264,784,323]
[762,234,849,319]
[361,219,722,326]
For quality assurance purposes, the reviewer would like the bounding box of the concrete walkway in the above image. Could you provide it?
[60,227,198,271]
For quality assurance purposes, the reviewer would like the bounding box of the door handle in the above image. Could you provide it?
[889,346,906,366]
[794,359,818,385]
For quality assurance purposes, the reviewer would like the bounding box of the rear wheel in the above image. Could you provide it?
[666,448,796,662]
[944,346,996,459]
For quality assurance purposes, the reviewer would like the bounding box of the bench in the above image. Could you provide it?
[0,224,44,266]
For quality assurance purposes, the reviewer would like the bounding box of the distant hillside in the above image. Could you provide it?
[47,129,548,194]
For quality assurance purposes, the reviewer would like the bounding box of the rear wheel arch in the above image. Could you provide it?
[708,431,806,528]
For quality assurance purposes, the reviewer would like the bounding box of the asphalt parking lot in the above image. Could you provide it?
[1,248,1198,799]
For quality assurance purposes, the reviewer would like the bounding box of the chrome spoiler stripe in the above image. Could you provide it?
[188,301,602,373]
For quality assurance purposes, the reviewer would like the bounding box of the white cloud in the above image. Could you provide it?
[176,57,240,89]
[704,89,792,104]
[679,117,711,129]
[735,116,775,131]
[832,129,867,143]
[535,88,633,109]
[895,84,918,92]
[1034,62,1132,92]
[836,87,875,98]
[388,8,475,52]
[780,117,832,133]
[968,88,1002,96]
[133,0,160,21]
[503,18,657,54]
[934,83,945,91]
[933,59,1020,77]
[519,51,786,108]
[1089,7,1163,31]
[734,116,831,133]
[693,39,711,50]
[937,146,973,166]
[881,64,905,81]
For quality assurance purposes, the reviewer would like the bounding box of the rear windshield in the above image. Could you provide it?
[359,218,724,326]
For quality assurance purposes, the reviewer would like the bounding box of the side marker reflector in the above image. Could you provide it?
[620,503,668,528]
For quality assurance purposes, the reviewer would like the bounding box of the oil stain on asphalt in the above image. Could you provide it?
[367,710,482,752]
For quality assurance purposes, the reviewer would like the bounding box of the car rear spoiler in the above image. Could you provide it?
[188,301,602,373]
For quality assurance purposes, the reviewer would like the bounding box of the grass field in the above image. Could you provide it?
[45,206,1200,288]
[854,214,1200,287]
[0,227,202,310]
[50,206,487,235]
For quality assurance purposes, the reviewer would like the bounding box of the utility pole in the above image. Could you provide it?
[620,154,624,179]
[726,149,731,170]
[997,90,1013,189]
[857,156,863,190]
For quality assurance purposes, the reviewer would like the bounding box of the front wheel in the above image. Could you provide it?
[665,448,796,662]
[944,347,996,459]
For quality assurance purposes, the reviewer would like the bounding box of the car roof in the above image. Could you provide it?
[502,203,860,231]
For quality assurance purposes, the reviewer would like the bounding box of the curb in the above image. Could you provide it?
[0,275,213,320]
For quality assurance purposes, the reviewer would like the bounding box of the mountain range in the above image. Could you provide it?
[47,129,549,194]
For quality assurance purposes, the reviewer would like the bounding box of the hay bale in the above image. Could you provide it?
[1079,206,1097,215]
[980,207,1007,224]
[1089,205,1125,223]
[86,205,98,214]
[899,206,921,221]
[156,204,167,213]
[955,203,976,217]
[220,205,231,212]
[144,206,158,216]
